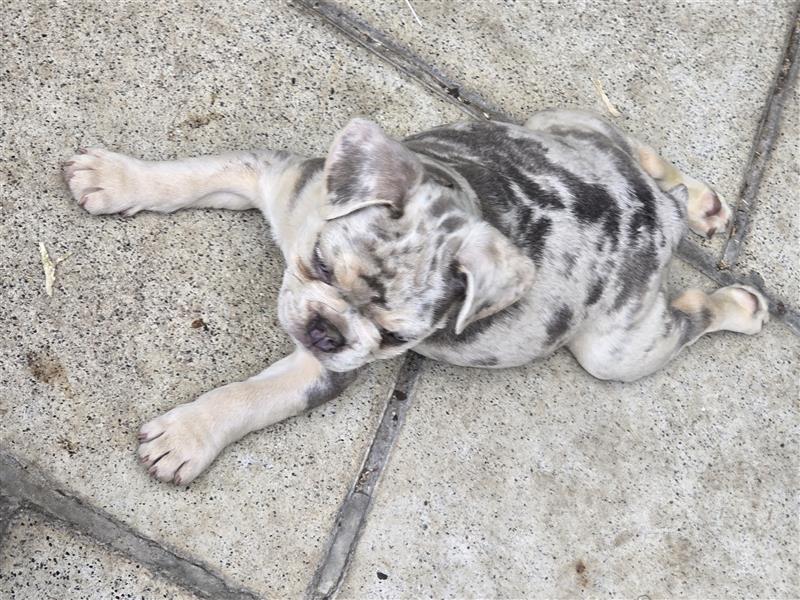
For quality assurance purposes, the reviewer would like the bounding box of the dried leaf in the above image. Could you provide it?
[39,242,71,297]
[593,78,622,117]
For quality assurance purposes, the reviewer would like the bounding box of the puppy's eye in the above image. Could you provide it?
[312,247,333,284]
[380,328,408,346]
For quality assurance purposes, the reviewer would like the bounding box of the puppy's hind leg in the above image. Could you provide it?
[634,143,731,239]
[63,148,300,216]
[569,284,769,382]
[524,110,730,238]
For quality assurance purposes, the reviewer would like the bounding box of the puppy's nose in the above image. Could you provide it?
[306,316,345,352]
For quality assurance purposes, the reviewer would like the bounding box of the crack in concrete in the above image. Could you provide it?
[293,0,507,122]
[297,0,800,338]
[0,492,21,547]
[720,5,800,267]
[0,451,260,600]
[306,353,424,599]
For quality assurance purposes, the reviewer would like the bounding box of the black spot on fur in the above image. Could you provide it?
[440,215,465,232]
[571,184,612,223]
[523,216,552,265]
[571,183,621,249]
[305,370,358,410]
[292,158,324,204]
[612,243,659,311]
[428,300,521,345]
[545,305,573,346]
[430,265,466,324]
[362,274,387,306]
[429,196,453,217]
[586,279,605,306]
[502,164,565,210]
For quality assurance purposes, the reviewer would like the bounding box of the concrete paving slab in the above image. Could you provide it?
[339,0,795,256]
[341,261,799,598]
[0,511,197,600]
[0,1,461,596]
[738,81,799,304]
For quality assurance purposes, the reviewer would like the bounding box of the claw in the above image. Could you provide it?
[173,461,189,486]
[138,430,163,443]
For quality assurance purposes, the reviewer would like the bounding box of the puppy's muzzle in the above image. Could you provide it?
[306,315,345,353]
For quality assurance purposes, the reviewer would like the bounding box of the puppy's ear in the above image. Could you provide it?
[454,222,536,335]
[323,118,423,220]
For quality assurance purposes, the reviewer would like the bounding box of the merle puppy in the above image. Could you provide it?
[63,109,768,484]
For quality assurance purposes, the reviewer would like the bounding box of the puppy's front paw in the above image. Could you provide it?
[686,183,732,239]
[63,148,146,216]
[138,402,223,485]
[710,284,769,335]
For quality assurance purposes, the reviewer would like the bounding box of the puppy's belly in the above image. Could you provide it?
[413,340,551,369]
[415,301,576,368]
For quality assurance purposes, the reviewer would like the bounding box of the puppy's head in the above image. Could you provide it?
[278,119,535,372]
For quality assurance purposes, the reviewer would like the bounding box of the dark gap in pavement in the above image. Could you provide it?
[306,352,424,599]
[0,451,260,600]
[720,5,800,268]
[0,492,21,545]
[296,0,800,337]
[293,0,506,122]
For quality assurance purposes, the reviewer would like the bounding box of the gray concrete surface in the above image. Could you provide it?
[340,262,799,598]
[738,82,799,304]
[1,0,797,598]
[0,511,198,599]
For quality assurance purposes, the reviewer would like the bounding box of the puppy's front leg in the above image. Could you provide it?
[137,347,356,485]
[63,148,298,216]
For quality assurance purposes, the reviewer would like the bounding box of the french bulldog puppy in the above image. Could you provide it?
[63,109,768,485]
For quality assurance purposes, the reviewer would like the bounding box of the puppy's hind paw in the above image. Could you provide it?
[686,183,732,239]
[709,284,769,335]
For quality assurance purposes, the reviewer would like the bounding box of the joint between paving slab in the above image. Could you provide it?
[293,0,508,122]
[0,492,22,548]
[0,450,260,600]
[306,352,424,599]
[298,0,800,339]
[720,4,800,268]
